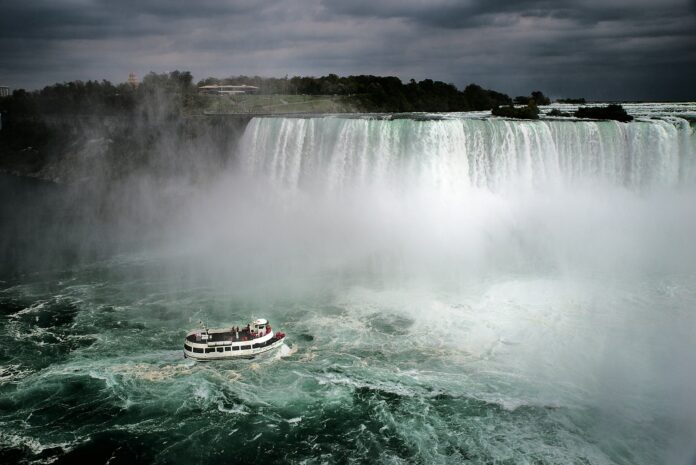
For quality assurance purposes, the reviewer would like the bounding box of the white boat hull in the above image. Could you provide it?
[184,336,285,361]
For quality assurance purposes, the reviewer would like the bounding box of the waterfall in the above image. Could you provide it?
[238,116,695,193]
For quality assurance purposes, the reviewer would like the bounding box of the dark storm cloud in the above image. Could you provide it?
[321,0,573,28]
[0,0,261,39]
[0,0,694,100]
[321,0,694,27]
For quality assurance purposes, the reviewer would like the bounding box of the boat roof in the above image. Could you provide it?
[254,318,268,325]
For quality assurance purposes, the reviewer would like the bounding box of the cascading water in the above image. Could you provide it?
[239,116,694,193]
[2,111,696,465]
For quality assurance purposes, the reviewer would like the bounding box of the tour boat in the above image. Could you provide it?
[183,318,285,361]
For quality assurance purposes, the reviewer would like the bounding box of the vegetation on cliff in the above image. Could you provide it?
[491,103,540,120]
[514,93,587,106]
[557,98,586,104]
[513,91,550,106]
[0,71,198,119]
[1,71,517,119]
[197,74,513,112]
[574,104,633,122]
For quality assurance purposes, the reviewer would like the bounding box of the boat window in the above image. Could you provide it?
[205,348,215,353]
[217,347,224,352]
[184,344,192,351]
[225,347,231,352]
[193,347,203,353]
[232,346,239,351]
[241,345,251,350]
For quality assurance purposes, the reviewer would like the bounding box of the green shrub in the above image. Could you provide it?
[491,104,540,120]
[574,104,633,122]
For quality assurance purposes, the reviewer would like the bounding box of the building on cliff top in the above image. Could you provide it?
[198,84,259,95]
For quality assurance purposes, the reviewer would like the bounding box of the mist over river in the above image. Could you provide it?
[2,107,696,464]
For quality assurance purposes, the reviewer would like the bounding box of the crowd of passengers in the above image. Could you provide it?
[230,324,272,342]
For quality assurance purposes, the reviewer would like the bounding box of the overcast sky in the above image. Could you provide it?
[1,0,694,100]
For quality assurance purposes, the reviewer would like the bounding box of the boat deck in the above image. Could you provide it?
[186,328,266,344]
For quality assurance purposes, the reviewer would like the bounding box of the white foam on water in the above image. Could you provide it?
[0,364,33,384]
[275,343,296,358]
[0,431,82,459]
[107,363,194,381]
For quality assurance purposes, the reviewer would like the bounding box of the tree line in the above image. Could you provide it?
[198,73,513,112]
[0,71,196,117]
[0,71,523,116]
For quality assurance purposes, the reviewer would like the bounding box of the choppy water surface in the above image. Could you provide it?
[2,107,696,464]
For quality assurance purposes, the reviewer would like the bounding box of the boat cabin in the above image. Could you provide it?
[253,318,270,334]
